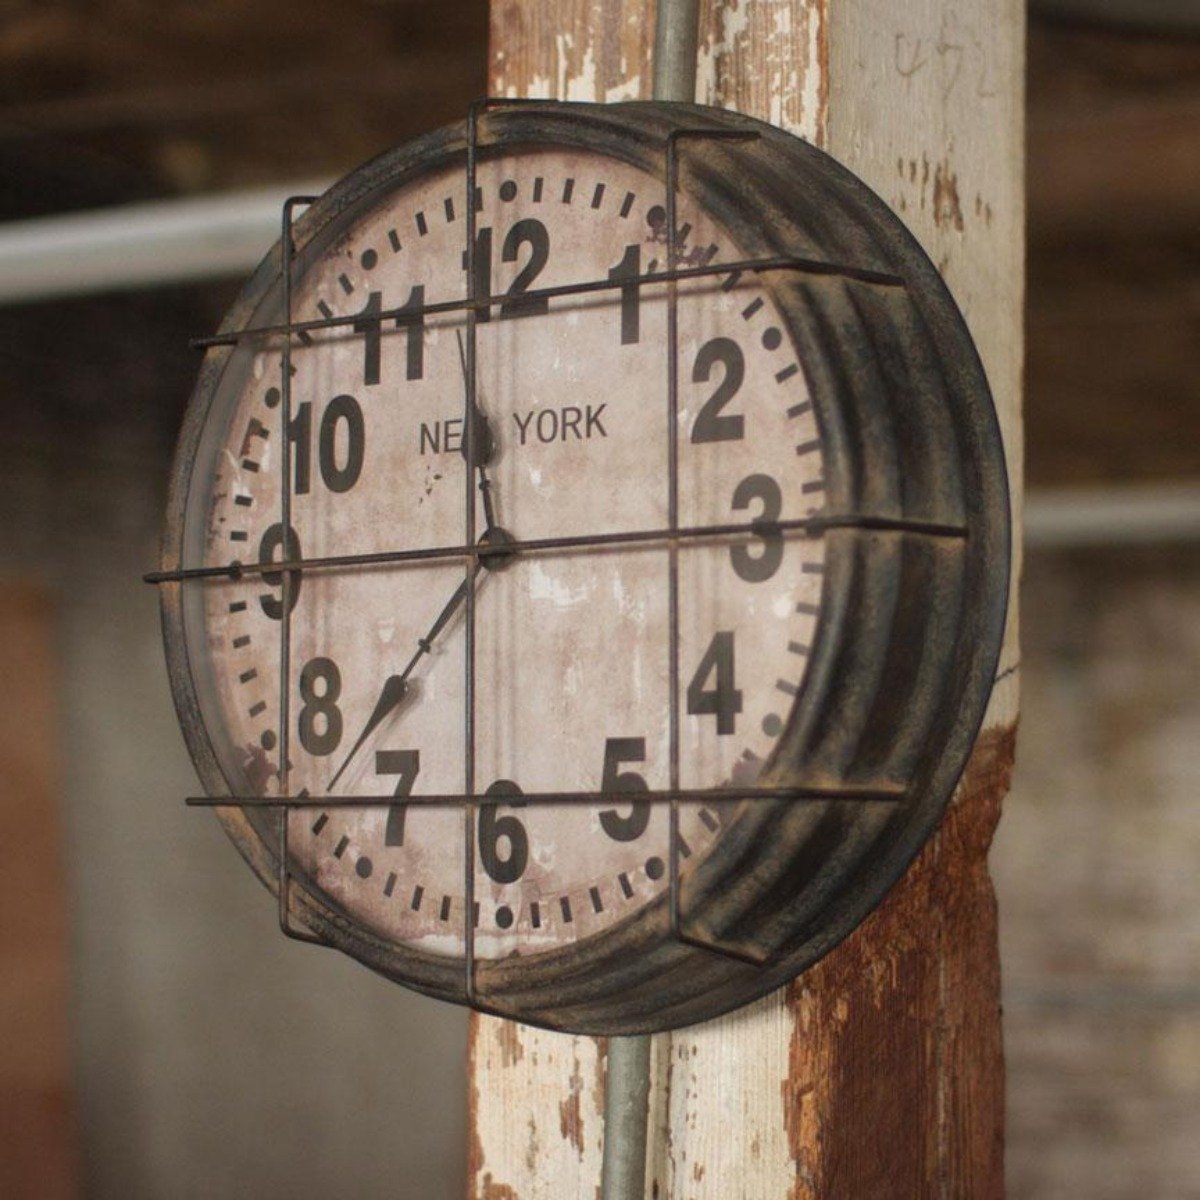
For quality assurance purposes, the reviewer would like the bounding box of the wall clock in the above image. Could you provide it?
[153,100,1009,1035]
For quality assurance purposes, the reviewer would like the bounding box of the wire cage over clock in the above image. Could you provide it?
[149,98,1009,1035]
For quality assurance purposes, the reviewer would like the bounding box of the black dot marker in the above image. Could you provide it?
[762,327,783,350]
[499,180,517,202]
[762,713,784,737]
[496,905,514,930]
[355,856,373,879]
[360,248,378,270]
[645,856,665,881]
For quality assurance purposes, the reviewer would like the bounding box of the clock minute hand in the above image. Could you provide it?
[455,329,499,535]
[325,577,470,792]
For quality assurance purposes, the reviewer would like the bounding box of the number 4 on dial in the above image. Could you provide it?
[687,632,743,735]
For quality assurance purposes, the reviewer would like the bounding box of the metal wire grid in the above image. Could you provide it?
[154,99,930,995]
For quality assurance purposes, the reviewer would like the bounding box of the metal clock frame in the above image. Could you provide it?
[153,99,1010,1035]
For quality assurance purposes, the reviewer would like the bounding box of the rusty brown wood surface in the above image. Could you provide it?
[471,2,1021,1197]
[781,726,1011,1196]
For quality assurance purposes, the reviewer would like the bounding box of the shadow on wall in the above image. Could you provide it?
[0,280,468,1200]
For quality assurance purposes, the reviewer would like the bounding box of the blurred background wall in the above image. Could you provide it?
[0,3,1195,1197]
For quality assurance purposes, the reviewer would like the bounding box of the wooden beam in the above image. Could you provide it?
[0,583,79,1200]
[472,2,1022,1195]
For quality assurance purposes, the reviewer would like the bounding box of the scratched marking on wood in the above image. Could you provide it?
[473,2,1022,1195]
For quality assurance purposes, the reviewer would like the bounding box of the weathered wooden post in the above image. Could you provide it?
[470,2,1023,1195]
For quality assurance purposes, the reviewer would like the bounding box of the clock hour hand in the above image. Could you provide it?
[325,577,470,791]
[326,673,407,791]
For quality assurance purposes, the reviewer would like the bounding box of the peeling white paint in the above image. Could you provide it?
[527,561,591,608]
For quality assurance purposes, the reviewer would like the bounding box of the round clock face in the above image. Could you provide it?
[187,148,824,960]
[163,103,1008,1032]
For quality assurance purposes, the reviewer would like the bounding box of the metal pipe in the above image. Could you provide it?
[653,0,701,103]
[597,11,704,1199]
[601,1035,654,1200]
[0,181,326,305]
[1024,482,1200,549]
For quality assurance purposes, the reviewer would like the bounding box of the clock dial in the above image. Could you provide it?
[188,150,825,960]
[162,102,1008,1032]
